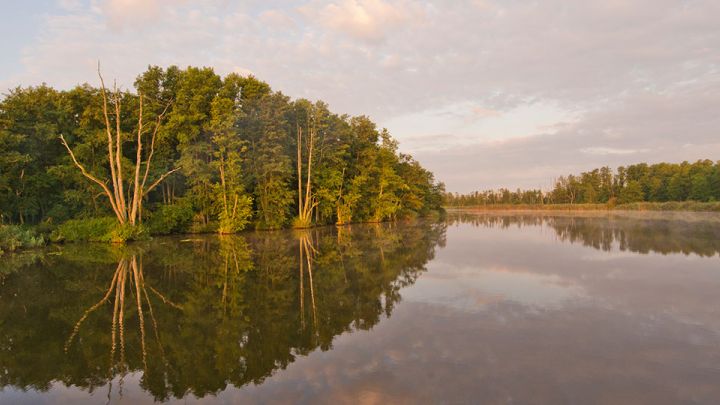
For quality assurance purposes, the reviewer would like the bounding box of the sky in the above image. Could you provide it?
[1,0,719,193]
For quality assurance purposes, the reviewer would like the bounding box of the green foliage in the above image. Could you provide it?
[618,180,644,204]
[217,194,252,234]
[446,159,720,207]
[109,223,150,243]
[52,217,148,243]
[0,225,45,254]
[52,217,117,242]
[148,203,194,235]
[291,216,313,229]
[0,66,443,235]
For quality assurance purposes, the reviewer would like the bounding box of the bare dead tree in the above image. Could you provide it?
[60,64,177,225]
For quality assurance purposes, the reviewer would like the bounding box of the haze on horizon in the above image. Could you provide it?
[2,0,718,193]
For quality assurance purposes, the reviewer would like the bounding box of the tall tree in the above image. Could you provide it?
[60,67,177,226]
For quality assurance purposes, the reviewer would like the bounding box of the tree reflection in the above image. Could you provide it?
[0,220,445,401]
[449,211,720,256]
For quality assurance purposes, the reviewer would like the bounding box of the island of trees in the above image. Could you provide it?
[0,65,444,251]
[445,160,720,210]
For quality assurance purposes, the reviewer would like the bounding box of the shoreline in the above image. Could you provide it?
[444,201,720,213]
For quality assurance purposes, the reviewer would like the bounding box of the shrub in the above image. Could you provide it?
[291,216,313,229]
[148,203,194,235]
[52,217,149,243]
[217,195,253,234]
[0,225,45,255]
[52,217,117,242]
[109,223,150,243]
[189,221,218,234]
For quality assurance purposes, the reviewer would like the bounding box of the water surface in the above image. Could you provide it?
[2,212,720,404]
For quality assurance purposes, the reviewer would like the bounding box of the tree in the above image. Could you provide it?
[294,103,318,228]
[60,66,177,227]
[617,180,644,204]
[370,130,404,222]
[0,66,443,231]
[250,93,294,229]
[208,87,252,234]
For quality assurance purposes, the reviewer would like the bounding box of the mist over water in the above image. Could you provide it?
[2,212,719,404]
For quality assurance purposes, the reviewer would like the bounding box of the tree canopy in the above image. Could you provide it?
[0,66,443,231]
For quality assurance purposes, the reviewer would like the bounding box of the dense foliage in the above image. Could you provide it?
[0,225,44,255]
[0,66,443,233]
[445,160,720,207]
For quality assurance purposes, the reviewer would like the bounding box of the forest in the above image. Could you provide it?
[445,160,720,208]
[0,65,444,247]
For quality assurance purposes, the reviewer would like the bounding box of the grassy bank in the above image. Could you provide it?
[446,201,720,212]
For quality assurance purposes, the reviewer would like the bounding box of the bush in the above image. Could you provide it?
[291,216,313,229]
[148,203,194,235]
[217,195,253,234]
[109,223,150,243]
[0,225,45,255]
[52,217,117,242]
[189,221,218,234]
[52,217,149,243]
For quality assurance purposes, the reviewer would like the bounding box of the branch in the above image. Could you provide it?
[65,264,121,352]
[130,94,144,223]
[141,101,172,191]
[113,83,127,216]
[60,135,123,221]
[147,285,183,310]
[98,62,121,210]
[143,168,181,197]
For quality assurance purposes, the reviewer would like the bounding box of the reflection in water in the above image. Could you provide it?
[3,213,720,403]
[0,221,445,402]
[63,255,180,402]
[448,210,720,256]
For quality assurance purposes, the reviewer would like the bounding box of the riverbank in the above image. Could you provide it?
[445,201,720,212]
[0,210,444,255]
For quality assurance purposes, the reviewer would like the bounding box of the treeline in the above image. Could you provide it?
[445,160,720,207]
[0,66,444,235]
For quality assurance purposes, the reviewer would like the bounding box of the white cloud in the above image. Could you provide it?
[580,147,648,156]
[303,0,424,43]
[99,0,163,30]
[3,0,719,192]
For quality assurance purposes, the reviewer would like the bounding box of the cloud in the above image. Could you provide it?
[470,107,500,119]
[99,0,163,30]
[3,0,719,191]
[580,147,648,156]
[303,0,423,43]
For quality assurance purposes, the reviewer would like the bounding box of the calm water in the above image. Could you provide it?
[2,211,720,404]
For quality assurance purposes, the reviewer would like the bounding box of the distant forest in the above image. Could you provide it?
[445,160,720,206]
[0,66,444,234]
